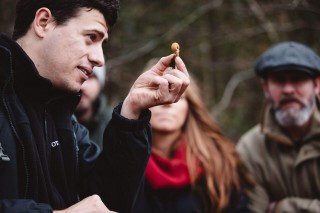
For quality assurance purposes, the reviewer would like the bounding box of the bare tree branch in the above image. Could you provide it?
[212,69,255,117]
[212,22,308,45]
[291,0,303,8]
[245,0,279,41]
[107,20,316,72]
[106,1,318,70]
[106,0,224,69]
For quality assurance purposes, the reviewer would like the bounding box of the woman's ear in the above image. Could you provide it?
[32,7,54,38]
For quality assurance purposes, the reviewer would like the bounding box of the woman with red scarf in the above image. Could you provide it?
[133,77,252,213]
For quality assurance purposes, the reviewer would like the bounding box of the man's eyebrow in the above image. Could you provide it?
[98,30,109,44]
[95,29,107,40]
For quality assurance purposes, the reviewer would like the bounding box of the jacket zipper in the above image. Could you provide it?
[73,131,80,202]
[44,108,49,143]
[1,51,30,198]
[71,95,81,202]
[45,98,80,203]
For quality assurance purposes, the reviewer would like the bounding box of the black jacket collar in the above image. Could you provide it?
[0,34,80,104]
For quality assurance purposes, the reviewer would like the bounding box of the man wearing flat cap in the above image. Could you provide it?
[237,41,320,213]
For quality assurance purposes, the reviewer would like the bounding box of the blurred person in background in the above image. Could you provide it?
[237,41,320,213]
[75,65,112,149]
[133,72,252,213]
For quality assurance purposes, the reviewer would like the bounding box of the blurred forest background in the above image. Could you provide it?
[1,0,320,141]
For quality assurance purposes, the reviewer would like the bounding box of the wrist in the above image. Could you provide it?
[121,97,141,119]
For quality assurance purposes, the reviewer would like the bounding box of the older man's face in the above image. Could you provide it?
[263,71,320,127]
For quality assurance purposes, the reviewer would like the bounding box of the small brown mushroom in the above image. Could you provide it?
[170,42,180,68]
[171,42,180,57]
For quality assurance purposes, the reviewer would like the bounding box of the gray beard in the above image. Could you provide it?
[274,98,314,127]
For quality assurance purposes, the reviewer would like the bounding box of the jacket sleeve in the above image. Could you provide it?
[79,103,152,213]
[274,198,320,212]
[236,136,270,213]
[237,132,320,213]
[0,199,52,213]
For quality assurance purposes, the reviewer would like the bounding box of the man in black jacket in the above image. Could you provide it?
[0,0,189,212]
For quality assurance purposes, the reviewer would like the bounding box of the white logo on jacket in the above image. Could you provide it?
[51,141,60,147]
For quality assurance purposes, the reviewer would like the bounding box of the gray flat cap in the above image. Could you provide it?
[255,41,320,78]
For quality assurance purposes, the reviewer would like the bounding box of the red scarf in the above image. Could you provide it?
[145,138,204,189]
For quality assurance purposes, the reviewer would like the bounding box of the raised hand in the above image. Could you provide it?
[121,54,189,119]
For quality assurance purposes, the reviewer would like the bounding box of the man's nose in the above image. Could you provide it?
[88,46,105,67]
[282,82,295,93]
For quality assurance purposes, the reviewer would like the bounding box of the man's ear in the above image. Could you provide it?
[314,76,320,95]
[32,7,54,38]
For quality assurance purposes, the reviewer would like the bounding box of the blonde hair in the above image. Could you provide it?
[183,77,243,212]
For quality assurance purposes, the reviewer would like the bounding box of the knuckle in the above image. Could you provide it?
[91,194,101,201]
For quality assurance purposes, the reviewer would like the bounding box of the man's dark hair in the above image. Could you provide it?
[12,0,120,40]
